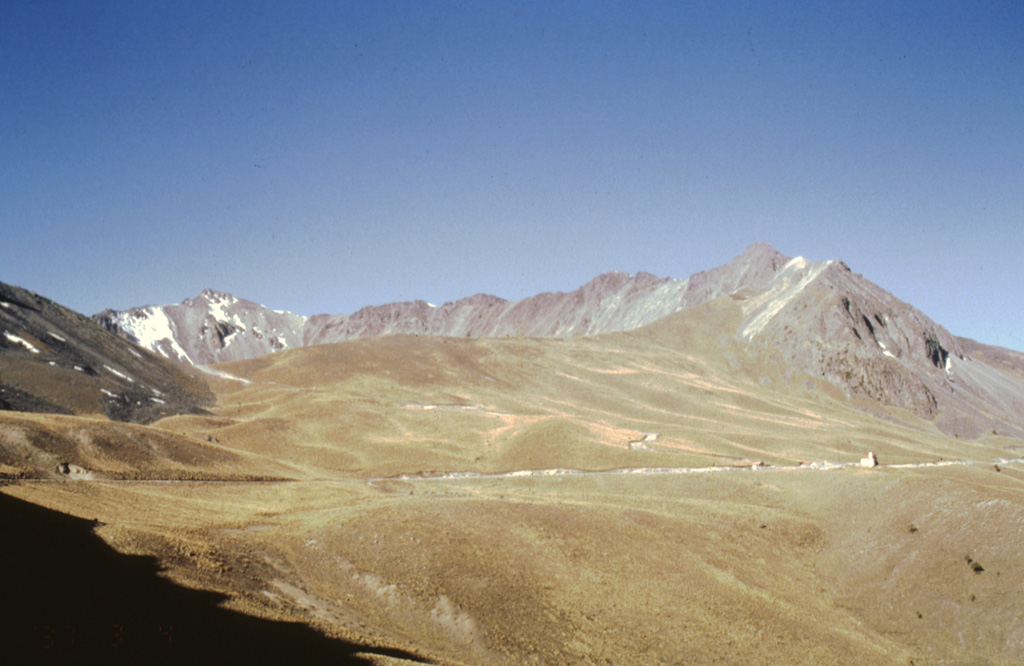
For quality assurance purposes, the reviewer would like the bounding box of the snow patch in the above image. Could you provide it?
[207,292,248,331]
[100,388,118,398]
[3,331,40,353]
[48,331,67,342]
[195,364,252,384]
[878,341,896,359]
[103,364,134,382]
[150,397,166,404]
[120,307,191,363]
[272,309,308,324]
[0,302,10,308]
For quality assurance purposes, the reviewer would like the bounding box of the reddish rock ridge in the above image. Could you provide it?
[303,242,790,344]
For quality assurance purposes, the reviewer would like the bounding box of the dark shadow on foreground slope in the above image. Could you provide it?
[0,490,432,665]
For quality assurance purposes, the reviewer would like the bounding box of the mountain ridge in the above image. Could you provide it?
[97,242,792,360]
[74,241,1024,439]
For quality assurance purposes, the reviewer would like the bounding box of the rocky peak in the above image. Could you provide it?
[92,290,306,365]
[738,256,991,431]
[737,242,790,270]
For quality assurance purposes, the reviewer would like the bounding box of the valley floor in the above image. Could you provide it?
[5,458,1024,665]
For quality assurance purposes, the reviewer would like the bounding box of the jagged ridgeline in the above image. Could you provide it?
[89,243,1024,439]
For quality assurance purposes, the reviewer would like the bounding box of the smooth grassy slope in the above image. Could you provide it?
[7,462,1023,665]
[0,410,283,480]
[161,297,1012,479]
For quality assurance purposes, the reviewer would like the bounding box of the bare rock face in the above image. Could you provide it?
[1,281,213,424]
[303,293,512,343]
[740,260,953,416]
[738,258,1024,438]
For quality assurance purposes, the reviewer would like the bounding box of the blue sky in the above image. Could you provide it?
[2,1,1022,350]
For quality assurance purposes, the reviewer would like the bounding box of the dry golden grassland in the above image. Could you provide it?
[166,303,1008,479]
[3,301,1023,664]
[8,465,1022,665]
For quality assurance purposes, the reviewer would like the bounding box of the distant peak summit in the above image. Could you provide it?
[581,270,667,293]
[738,241,789,265]
[197,288,236,302]
[744,240,779,253]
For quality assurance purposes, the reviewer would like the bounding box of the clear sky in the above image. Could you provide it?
[2,1,1022,350]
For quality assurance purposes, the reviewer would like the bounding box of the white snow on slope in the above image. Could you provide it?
[109,291,311,365]
[739,257,833,341]
[207,292,248,332]
[3,331,41,353]
[103,364,134,382]
[221,328,240,346]
[273,308,309,323]
[194,364,252,384]
[120,307,191,363]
